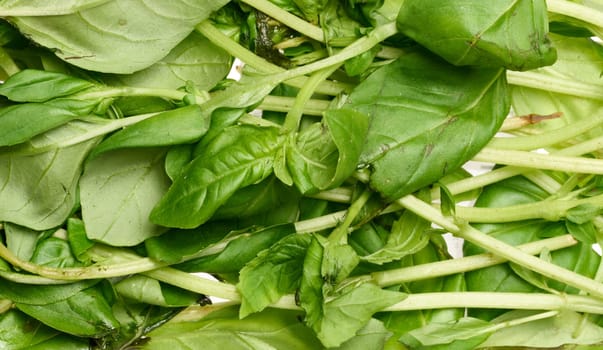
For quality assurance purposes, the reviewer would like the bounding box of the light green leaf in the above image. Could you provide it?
[238,234,312,318]
[397,0,556,70]
[150,125,282,229]
[0,140,96,230]
[399,317,493,349]
[336,318,393,350]
[0,69,95,102]
[10,0,229,73]
[110,31,231,90]
[30,237,82,268]
[4,222,39,262]
[0,0,110,16]
[79,148,171,246]
[115,275,199,307]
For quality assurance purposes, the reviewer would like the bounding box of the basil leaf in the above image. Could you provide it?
[0,140,96,230]
[0,310,89,350]
[115,275,200,307]
[346,49,509,200]
[143,305,322,349]
[4,222,39,262]
[30,237,82,268]
[0,280,97,305]
[10,0,229,73]
[79,148,171,246]
[399,317,492,349]
[16,285,119,337]
[0,104,80,147]
[287,108,369,194]
[89,105,210,158]
[0,69,94,102]
[0,1,111,15]
[110,31,231,91]
[238,234,312,318]
[397,0,557,70]
[150,124,282,229]
[66,218,94,264]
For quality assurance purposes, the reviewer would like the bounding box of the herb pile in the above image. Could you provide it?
[0,0,602,349]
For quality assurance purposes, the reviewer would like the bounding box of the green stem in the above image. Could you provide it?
[145,268,240,302]
[196,20,347,96]
[547,0,603,30]
[0,299,12,314]
[295,210,347,233]
[281,64,340,132]
[384,292,603,313]
[507,70,603,102]
[488,113,603,151]
[238,0,324,42]
[397,194,603,299]
[257,95,331,116]
[372,235,577,287]
[329,188,373,244]
[0,270,72,285]
[454,193,603,223]
[0,47,20,77]
[74,86,197,102]
[474,148,603,174]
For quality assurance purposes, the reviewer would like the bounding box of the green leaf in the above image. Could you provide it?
[16,285,119,337]
[481,310,603,348]
[0,103,79,147]
[0,280,97,305]
[4,222,39,262]
[30,237,82,268]
[115,275,200,307]
[79,148,171,246]
[287,108,369,194]
[143,305,323,349]
[361,209,430,265]
[345,50,509,200]
[0,1,111,16]
[150,124,282,229]
[110,31,232,90]
[89,105,210,157]
[175,224,296,274]
[10,0,230,73]
[399,317,492,349]
[0,69,95,102]
[238,234,312,318]
[397,0,557,70]
[66,218,95,264]
[0,140,96,230]
[0,310,89,350]
[336,318,393,350]
[299,236,406,347]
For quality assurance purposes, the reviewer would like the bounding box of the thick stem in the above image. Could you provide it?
[382,292,603,314]
[329,188,373,244]
[0,47,20,77]
[74,86,192,102]
[397,195,603,299]
[507,70,603,102]
[372,235,577,287]
[145,268,240,302]
[546,0,603,30]
[0,299,12,314]
[238,0,324,42]
[454,193,603,223]
[257,95,330,116]
[474,148,603,174]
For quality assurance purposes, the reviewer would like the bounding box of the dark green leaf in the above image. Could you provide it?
[566,204,602,225]
[79,148,171,246]
[238,234,312,317]
[175,224,296,274]
[89,105,210,157]
[0,280,97,305]
[0,310,89,350]
[30,237,82,268]
[151,124,282,229]
[66,218,95,264]
[397,0,557,70]
[165,144,195,181]
[16,285,119,337]
[346,49,509,200]
[0,103,79,146]
[566,220,598,244]
[0,69,94,102]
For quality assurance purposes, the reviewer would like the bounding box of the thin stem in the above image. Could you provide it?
[507,70,603,102]
[0,299,12,314]
[329,188,373,244]
[257,95,330,116]
[383,292,603,314]
[294,210,347,233]
[238,0,324,42]
[372,235,577,287]
[74,86,193,102]
[281,64,340,132]
[397,195,603,299]
[474,148,603,174]
[0,47,20,77]
[488,113,603,151]
[454,193,603,223]
[145,268,240,302]
[547,0,603,30]
[0,270,73,285]
[196,20,346,96]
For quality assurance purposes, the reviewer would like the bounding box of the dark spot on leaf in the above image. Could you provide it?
[424,143,434,157]
[118,18,127,26]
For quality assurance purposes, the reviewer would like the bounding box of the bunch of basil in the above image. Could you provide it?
[0,0,602,348]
